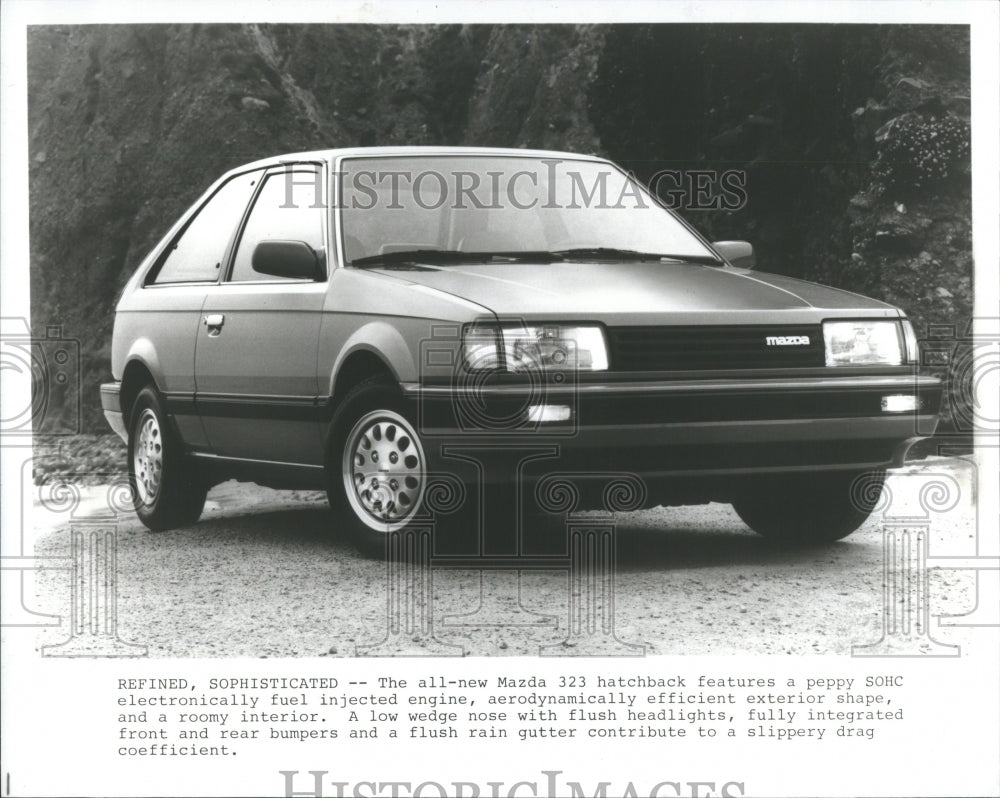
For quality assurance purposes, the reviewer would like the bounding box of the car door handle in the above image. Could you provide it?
[203,314,225,335]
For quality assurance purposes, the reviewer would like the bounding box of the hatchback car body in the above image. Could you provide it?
[102,147,940,554]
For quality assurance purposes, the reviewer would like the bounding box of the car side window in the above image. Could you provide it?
[228,168,326,282]
[151,170,263,284]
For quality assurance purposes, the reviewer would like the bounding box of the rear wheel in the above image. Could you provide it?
[732,470,885,544]
[128,386,207,530]
[327,376,429,557]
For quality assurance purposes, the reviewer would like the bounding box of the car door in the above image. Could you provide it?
[137,168,265,450]
[194,163,328,464]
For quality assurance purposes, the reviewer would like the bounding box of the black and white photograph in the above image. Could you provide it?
[2,2,998,797]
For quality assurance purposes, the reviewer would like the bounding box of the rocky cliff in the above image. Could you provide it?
[27,23,971,433]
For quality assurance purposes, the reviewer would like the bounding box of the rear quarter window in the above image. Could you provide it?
[150,169,263,284]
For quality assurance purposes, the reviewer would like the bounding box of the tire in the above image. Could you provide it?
[128,386,207,531]
[731,469,885,545]
[327,376,431,557]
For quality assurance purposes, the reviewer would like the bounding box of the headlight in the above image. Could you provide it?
[823,320,904,366]
[462,323,609,372]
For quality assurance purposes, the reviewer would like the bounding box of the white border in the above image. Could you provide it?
[2,3,998,797]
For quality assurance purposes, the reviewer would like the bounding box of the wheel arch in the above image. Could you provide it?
[120,358,158,426]
[331,348,398,402]
[323,336,414,462]
[326,321,419,401]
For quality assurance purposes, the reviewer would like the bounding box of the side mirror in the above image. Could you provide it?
[712,240,755,269]
[252,240,324,280]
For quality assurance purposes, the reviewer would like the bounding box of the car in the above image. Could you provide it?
[101,146,941,556]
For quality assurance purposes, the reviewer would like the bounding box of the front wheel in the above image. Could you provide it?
[327,376,430,557]
[731,470,885,544]
[128,386,207,531]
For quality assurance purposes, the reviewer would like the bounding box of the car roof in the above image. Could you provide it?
[227,146,611,175]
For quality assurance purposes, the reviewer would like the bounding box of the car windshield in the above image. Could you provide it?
[338,155,719,266]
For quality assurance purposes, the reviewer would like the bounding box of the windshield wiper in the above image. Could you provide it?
[656,252,725,266]
[550,247,722,265]
[350,249,563,268]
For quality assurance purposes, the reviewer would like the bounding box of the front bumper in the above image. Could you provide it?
[100,382,127,442]
[405,373,942,477]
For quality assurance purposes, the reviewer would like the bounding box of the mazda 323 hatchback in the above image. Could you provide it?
[102,147,940,555]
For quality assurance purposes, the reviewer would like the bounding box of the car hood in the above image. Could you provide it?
[367,260,897,325]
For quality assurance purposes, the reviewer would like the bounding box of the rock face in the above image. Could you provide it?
[28,24,971,433]
[844,28,973,402]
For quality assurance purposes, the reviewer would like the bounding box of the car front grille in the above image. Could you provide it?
[607,324,825,371]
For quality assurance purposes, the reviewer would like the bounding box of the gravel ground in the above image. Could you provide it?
[32,434,128,485]
[28,454,987,658]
